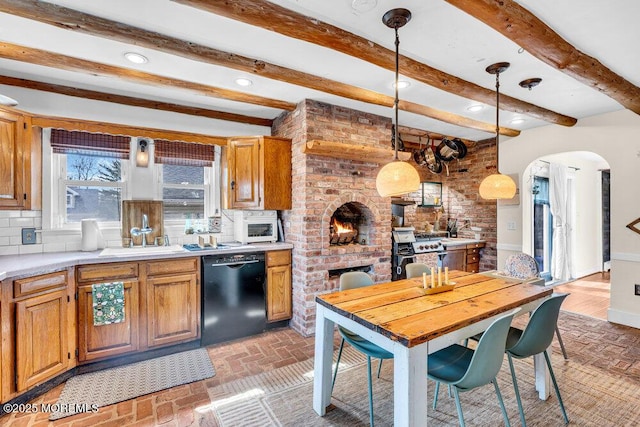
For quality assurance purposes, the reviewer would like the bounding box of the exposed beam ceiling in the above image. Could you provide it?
[0,75,273,127]
[0,0,518,137]
[174,0,577,127]
[0,41,296,111]
[446,0,640,115]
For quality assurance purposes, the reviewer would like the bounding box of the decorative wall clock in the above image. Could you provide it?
[626,218,640,236]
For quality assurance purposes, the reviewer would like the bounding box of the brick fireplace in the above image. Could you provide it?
[272,99,497,336]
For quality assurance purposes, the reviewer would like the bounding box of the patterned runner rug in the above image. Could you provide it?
[50,348,215,420]
[203,314,640,426]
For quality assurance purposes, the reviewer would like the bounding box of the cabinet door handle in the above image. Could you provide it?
[231,180,235,190]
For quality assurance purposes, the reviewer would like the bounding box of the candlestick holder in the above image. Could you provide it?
[419,283,455,295]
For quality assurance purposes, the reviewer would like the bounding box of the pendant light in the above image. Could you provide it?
[376,8,420,198]
[479,62,517,200]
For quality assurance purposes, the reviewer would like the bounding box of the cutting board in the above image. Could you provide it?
[122,200,164,246]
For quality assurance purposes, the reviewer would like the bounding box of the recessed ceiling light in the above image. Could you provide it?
[235,78,253,87]
[124,52,148,64]
[393,80,410,89]
[0,93,18,106]
[510,118,526,124]
[467,105,484,112]
[351,0,377,13]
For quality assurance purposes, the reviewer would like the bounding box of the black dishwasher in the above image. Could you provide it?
[201,252,267,346]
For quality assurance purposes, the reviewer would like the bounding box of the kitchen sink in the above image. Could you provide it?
[99,245,187,257]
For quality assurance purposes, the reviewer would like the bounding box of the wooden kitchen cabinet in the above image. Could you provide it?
[266,250,292,322]
[442,247,466,272]
[144,258,200,348]
[227,136,292,210]
[0,108,40,210]
[14,271,71,392]
[442,242,486,272]
[77,262,140,362]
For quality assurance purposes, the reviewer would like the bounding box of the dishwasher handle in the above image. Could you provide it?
[209,259,262,267]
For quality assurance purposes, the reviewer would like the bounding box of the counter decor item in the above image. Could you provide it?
[81,218,105,251]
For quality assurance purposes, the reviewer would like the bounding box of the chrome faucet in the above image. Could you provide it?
[130,213,154,247]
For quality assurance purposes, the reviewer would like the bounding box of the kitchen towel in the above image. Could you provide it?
[92,282,125,326]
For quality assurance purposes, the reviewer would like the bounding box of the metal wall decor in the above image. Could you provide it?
[626,217,640,236]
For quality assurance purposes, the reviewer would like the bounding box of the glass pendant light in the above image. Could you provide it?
[479,62,517,200]
[376,8,420,198]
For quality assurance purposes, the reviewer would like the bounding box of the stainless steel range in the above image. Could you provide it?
[392,228,448,280]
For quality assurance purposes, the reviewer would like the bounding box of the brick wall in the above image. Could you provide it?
[272,99,497,336]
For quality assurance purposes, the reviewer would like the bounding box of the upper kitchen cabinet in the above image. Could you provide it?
[227,136,291,210]
[0,108,40,210]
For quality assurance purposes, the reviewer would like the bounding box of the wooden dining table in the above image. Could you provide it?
[312,270,553,426]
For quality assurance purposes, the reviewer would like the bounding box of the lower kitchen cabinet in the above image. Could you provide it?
[145,258,200,348]
[13,270,73,393]
[77,280,140,362]
[76,257,200,362]
[15,289,69,391]
[442,242,486,273]
[442,247,466,271]
[266,250,292,322]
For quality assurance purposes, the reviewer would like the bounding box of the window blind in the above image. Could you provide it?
[50,129,130,159]
[154,140,215,167]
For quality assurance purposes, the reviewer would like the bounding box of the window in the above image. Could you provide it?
[48,130,129,228]
[154,140,216,228]
[45,131,218,231]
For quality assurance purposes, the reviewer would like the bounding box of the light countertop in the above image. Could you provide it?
[0,242,293,282]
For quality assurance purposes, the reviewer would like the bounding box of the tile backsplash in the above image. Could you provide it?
[0,210,235,256]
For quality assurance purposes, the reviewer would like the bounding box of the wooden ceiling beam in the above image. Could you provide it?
[0,75,273,127]
[0,0,517,137]
[174,0,577,127]
[446,0,640,115]
[0,42,295,111]
[31,114,228,146]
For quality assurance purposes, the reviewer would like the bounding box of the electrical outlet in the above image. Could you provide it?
[507,221,517,231]
[22,227,37,245]
[635,284,640,296]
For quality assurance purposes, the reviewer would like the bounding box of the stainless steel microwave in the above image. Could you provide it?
[233,210,278,243]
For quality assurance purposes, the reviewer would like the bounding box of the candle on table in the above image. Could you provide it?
[430,267,435,288]
[422,272,427,289]
[438,267,442,287]
[445,266,449,284]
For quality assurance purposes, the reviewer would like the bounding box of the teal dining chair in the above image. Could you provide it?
[504,252,569,360]
[505,293,570,427]
[428,308,521,427]
[405,262,431,279]
[331,271,393,427]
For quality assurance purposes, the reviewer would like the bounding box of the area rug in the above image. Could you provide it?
[203,313,640,426]
[50,348,215,420]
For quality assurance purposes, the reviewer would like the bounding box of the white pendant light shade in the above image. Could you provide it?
[376,160,421,197]
[479,173,516,200]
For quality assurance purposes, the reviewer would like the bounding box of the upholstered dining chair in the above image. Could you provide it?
[428,308,521,427]
[331,271,393,427]
[505,293,570,427]
[405,262,431,279]
[504,253,569,360]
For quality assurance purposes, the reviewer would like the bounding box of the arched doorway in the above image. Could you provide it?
[522,151,610,319]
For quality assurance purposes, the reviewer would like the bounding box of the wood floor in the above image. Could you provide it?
[554,271,610,320]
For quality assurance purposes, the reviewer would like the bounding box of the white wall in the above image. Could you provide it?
[499,109,640,328]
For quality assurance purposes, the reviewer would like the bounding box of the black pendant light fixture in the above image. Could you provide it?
[375,8,420,198]
[479,62,517,200]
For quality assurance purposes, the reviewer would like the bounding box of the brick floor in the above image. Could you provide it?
[0,327,332,427]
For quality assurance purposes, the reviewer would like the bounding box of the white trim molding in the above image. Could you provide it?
[496,243,523,252]
[608,308,640,329]
[611,252,640,263]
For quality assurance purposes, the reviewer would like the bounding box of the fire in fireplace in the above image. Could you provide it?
[329,202,371,246]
